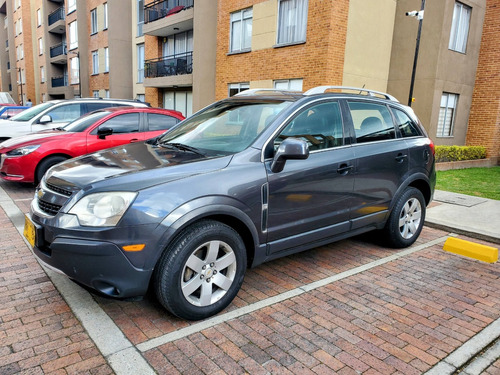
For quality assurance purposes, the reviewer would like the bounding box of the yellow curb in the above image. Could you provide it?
[443,237,498,263]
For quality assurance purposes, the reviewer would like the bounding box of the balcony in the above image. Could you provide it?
[143,0,193,37]
[48,7,65,34]
[51,75,67,88]
[144,52,193,88]
[50,42,67,64]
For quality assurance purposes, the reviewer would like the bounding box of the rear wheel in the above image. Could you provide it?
[154,220,247,320]
[383,187,425,248]
[35,155,68,183]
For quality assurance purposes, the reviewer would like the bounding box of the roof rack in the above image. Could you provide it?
[304,86,399,102]
[234,88,302,97]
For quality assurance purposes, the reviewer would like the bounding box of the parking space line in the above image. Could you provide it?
[137,235,450,352]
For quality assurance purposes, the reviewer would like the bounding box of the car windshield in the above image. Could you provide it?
[63,111,110,132]
[156,100,292,155]
[9,102,55,122]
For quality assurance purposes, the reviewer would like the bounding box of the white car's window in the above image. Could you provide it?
[45,104,83,123]
[9,102,55,122]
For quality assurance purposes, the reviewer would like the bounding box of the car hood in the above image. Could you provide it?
[0,130,67,148]
[44,141,231,192]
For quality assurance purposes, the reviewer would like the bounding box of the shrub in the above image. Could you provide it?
[435,145,487,162]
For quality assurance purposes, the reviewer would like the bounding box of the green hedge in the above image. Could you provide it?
[435,145,487,163]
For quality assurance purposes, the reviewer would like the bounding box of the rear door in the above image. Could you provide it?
[86,112,144,153]
[346,100,409,230]
[143,112,181,139]
[265,100,355,254]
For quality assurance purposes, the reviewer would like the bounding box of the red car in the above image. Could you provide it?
[0,106,184,183]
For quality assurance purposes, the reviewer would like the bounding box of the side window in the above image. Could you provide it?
[147,113,179,131]
[348,101,396,143]
[391,107,422,138]
[277,101,343,151]
[95,113,140,134]
[86,103,121,112]
[45,104,83,122]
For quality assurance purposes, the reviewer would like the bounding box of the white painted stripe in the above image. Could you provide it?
[137,235,450,352]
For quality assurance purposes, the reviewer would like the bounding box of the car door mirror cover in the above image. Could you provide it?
[271,138,309,173]
[39,115,52,124]
[97,126,113,139]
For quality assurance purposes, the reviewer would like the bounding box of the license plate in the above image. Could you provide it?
[23,215,36,248]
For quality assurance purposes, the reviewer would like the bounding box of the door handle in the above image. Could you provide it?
[395,153,408,163]
[337,163,353,175]
[129,139,140,143]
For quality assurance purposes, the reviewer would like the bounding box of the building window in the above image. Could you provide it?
[277,0,308,45]
[137,43,144,83]
[228,83,249,97]
[437,93,458,137]
[104,47,109,72]
[162,30,193,57]
[103,3,108,30]
[137,0,144,37]
[38,38,43,55]
[92,50,99,74]
[37,9,42,27]
[230,8,252,53]
[449,2,471,53]
[70,56,79,84]
[42,93,46,103]
[19,44,24,59]
[164,91,193,117]
[68,0,76,13]
[93,90,99,98]
[105,89,110,98]
[136,94,145,102]
[69,21,78,49]
[274,78,303,91]
[90,9,98,34]
[40,66,45,83]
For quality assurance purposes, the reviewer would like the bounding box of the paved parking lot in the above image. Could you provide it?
[1,180,499,374]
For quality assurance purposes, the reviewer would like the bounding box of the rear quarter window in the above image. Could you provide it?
[348,101,396,143]
[391,107,422,138]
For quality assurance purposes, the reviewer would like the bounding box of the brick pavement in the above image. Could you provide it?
[1,180,499,374]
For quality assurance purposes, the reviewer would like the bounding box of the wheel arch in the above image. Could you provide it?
[34,153,72,182]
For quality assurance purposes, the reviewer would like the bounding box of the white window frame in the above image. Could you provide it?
[277,0,309,45]
[40,66,45,83]
[437,93,458,137]
[449,1,471,53]
[70,56,79,84]
[230,8,252,53]
[103,3,108,30]
[92,50,99,74]
[105,89,110,98]
[137,43,144,83]
[68,0,76,13]
[104,47,109,72]
[93,90,100,98]
[37,9,42,27]
[69,21,78,50]
[228,82,249,97]
[137,0,144,37]
[38,38,43,55]
[90,8,98,34]
[274,78,303,91]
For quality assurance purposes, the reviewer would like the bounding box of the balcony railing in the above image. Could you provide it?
[48,7,65,26]
[144,0,193,24]
[51,75,68,87]
[145,52,193,78]
[50,42,67,58]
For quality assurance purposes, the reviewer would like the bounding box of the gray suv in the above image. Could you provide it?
[25,86,436,320]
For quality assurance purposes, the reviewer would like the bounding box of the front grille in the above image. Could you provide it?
[38,199,62,216]
[45,182,73,197]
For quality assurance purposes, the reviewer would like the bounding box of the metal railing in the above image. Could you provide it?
[144,52,193,78]
[50,42,67,58]
[48,7,65,26]
[51,75,68,88]
[144,0,193,24]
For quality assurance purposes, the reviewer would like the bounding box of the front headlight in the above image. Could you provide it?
[68,192,138,227]
[6,144,40,156]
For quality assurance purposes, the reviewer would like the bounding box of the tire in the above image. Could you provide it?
[154,220,247,320]
[383,187,425,248]
[35,155,68,183]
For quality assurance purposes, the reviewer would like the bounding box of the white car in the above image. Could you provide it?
[0,98,150,142]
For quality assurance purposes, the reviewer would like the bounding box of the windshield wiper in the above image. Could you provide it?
[158,141,205,156]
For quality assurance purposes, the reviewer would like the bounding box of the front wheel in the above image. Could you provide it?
[154,220,247,320]
[35,155,68,183]
[383,187,426,248]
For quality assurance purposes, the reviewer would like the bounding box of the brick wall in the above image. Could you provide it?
[215,0,349,100]
[466,0,500,159]
[87,0,109,95]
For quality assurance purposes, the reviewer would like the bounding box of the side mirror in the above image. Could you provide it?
[271,138,309,173]
[97,127,113,139]
[39,115,53,124]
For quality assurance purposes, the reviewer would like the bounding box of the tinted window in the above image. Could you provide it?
[46,103,83,123]
[277,101,343,151]
[96,113,140,134]
[391,107,421,138]
[348,101,395,143]
[147,113,179,131]
[87,103,125,112]
[63,111,110,132]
